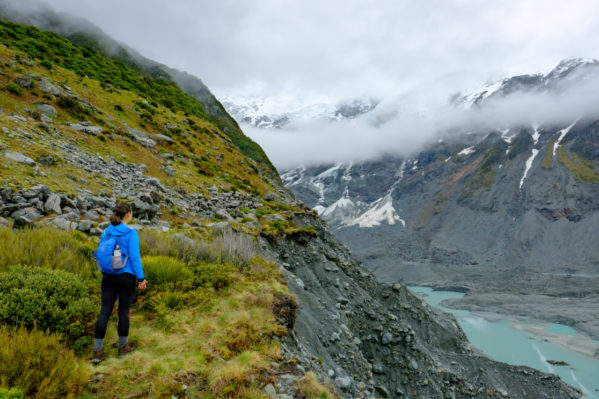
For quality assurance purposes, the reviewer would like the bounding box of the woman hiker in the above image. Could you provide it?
[92,202,147,364]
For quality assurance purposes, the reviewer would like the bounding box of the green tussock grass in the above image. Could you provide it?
[556,145,599,183]
[0,20,274,170]
[0,326,89,399]
[295,372,339,399]
[0,226,297,398]
[0,23,276,197]
[0,228,97,278]
[141,255,192,289]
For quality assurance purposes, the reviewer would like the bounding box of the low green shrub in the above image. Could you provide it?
[0,326,89,398]
[5,82,22,96]
[0,387,24,399]
[142,256,191,290]
[0,228,97,279]
[192,263,238,290]
[145,291,187,312]
[0,266,97,344]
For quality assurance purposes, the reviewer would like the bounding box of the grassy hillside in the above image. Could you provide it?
[0,20,275,173]
[0,20,335,399]
[0,228,305,398]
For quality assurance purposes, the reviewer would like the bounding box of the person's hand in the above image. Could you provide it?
[138,279,147,290]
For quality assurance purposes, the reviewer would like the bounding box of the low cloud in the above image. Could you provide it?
[246,70,599,170]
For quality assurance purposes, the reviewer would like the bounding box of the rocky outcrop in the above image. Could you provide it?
[282,120,599,340]
[261,212,580,398]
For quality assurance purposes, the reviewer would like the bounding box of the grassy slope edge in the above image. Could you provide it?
[0,20,335,399]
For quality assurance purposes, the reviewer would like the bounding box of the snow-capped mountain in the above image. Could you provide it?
[279,59,599,339]
[219,95,378,128]
[454,57,599,108]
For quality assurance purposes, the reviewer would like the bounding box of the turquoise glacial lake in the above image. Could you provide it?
[408,286,599,398]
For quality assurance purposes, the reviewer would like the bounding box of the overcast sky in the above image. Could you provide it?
[47,0,599,101]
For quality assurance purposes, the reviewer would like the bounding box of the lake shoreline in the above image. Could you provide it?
[437,299,599,360]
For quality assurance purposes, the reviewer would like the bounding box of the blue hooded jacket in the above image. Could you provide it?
[100,223,144,280]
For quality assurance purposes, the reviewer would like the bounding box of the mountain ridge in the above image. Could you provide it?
[0,14,585,399]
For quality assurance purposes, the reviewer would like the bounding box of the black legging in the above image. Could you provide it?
[94,273,136,339]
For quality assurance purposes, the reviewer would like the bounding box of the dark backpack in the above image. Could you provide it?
[94,232,128,273]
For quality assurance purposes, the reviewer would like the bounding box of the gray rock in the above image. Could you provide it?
[38,156,56,166]
[263,383,277,397]
[14,74,32,88]
[44,193,62,215]
[77,220,93,233]
[381,332,393,345]
[38,77,61,96]
[151,133,175,144]
[60,211,80,222]
[372,363,385,374]
[335,376,352,390]
[337,296,349,305]
[131,198,159,220]
[12,207,43,221]
[375,385,390,398]
[69,123,103,135]
[163,165,175,177]
[35,104,57,117]
[15,128,32,139]
[410,359,419,370]
[84,210,99,220]
[128,128,156,148]
[5,152,35,166]
[89,227,103,236]
[13,216,35,229]
[214,209,235,221]
[51,217,78,231]
[0,216,10,227]
[9,113,27,122]
[99,221,110,229]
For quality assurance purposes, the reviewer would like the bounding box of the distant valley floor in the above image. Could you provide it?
[343,243,599,343]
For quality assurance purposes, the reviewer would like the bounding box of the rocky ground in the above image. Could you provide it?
[362,258,599,342]
[0,110,267,233]
[258,211,582,399]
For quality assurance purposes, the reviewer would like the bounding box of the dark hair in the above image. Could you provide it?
[110,202,132,226]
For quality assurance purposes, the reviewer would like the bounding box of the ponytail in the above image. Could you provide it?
[110,202,132,226]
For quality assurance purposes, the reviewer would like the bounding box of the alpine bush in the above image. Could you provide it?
[0,267,97,343]
[0,227,97,279]
[192,263,238,290]
[142,256,191,290]
[0,326,88,398]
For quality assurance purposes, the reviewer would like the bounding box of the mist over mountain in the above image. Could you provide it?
[227,58,599,169]
[0,1,597,397]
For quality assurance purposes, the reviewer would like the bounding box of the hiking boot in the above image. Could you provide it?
[118,342,136,357]
[92,349,105,364]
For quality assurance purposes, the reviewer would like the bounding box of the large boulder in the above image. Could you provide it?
[128,128,156,149]
[12,207,43,221]
[13,216,35,229]
[5,152,35,166]
[35,103,58,118]
[131,198,159,220]
[38,77,62,97]
[14,74,32,88]
[44,193,62,215]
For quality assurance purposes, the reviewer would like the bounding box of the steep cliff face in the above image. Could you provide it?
[0,15,584,399]
[264,211,580,398]
[283,116,599,340]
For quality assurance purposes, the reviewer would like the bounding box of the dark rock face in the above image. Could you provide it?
[262,213,581,398]
[283,120,599,340]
